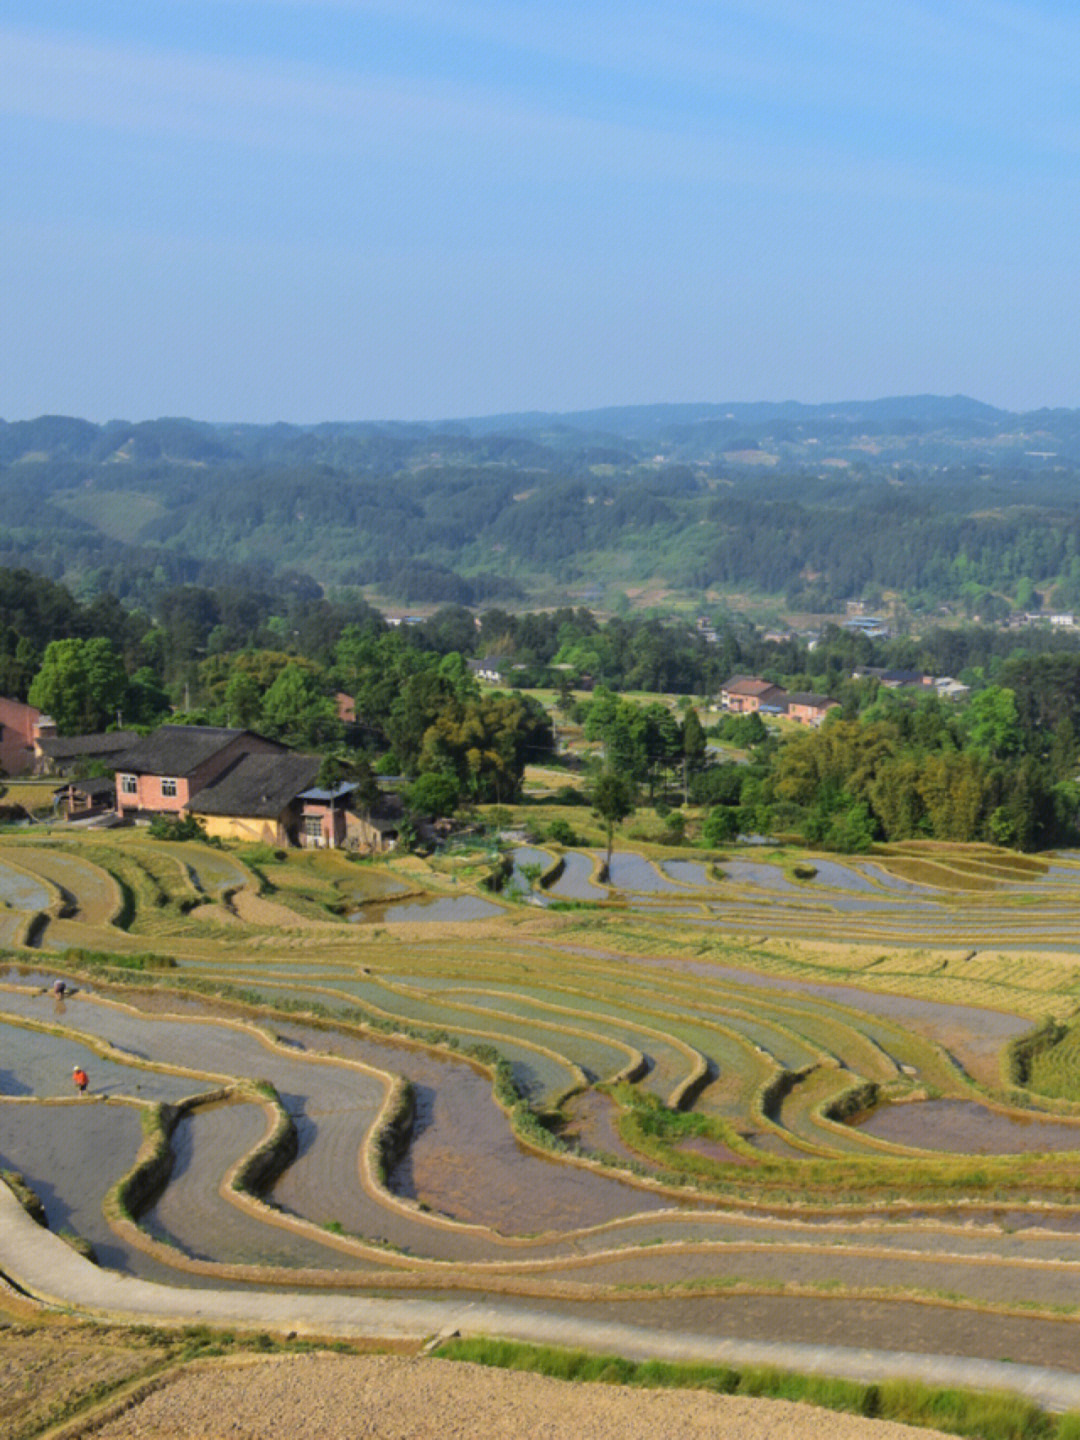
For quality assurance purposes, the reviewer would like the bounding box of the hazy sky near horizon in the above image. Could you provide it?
[4,1,1080,423]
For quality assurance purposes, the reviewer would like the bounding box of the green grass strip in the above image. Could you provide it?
[432,1336,1080,1439]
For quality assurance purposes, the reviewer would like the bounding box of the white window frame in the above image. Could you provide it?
[161,777,178,798]
[120,774,138,796]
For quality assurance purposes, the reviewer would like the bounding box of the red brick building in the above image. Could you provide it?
[719,676,787,715]
[114,727,285,819]
[0,697,46,777]
[783,692,840,727]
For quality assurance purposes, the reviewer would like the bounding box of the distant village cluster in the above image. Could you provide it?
[718,667,969,726]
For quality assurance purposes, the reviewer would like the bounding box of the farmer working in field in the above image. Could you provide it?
[72,1065,89,1095]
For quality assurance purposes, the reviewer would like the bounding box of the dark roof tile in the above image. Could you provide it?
[38,731,141,760]
[188,752,322,818]
[116,726,273,776]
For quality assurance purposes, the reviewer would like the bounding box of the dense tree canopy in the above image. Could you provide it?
[28,637,130,734]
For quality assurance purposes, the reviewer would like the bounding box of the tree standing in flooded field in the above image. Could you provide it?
[590,767,636,880]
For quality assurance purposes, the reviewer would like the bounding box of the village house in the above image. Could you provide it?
[468,656,509,684]
[934,677,971,701]
[0,696,47,777]
[112,724,380,849]
[345,791,404,854]
[35,728,142,778]
[843,616,890,639]
[53,776,117,821]
[852,667,929,689]
[782,692,840,727]
[720,675,787,715]
[114,726,286,819]
[186,752,329,847]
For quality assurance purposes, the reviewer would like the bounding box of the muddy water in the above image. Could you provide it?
[449,986,688,1100]
[0,1100,143,1269]
[661,860,714,887]
[0,1017,214,1103]
[505,846,553,901]
[538,1243,1080,1309]
[144,1102,377,1271]
[804,859,900,893]
[603,853,685,894]
[245,980,581,1104]
[434,992,633,1083]
[721,861,797,891]
[547,851,601,900]
[6,848,118,924]
[856,1098,1080,1154]
[349,894,502,923]
[272,1022,678,1241]
[636,955,1032,1073]
[0,860,50,911]
[1,966,87,988]
[0,988,680,1257]
[560,1090,645,1166]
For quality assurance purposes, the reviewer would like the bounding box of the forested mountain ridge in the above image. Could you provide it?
[4,398,1080,613]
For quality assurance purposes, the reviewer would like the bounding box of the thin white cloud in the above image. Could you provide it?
[197,0,1080,103]
[0,16,1070,205]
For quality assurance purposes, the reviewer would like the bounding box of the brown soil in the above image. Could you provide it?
[230,889,331,929]
[84,1353,950,1440]
[0,1319,172,1440]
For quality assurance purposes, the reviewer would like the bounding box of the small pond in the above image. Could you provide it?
[546,851,602,900]
[348,893,503,923]
[661,860,715,887]
[855,1098,1080,1154]
[804,859,893,893]
[503,846,553,902]
[602,852,685,893]
[0,861,50,911]
[720,861,797,891]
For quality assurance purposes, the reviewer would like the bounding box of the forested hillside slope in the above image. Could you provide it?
[4,398,1080,612]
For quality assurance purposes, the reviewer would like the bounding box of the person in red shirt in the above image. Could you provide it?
[72,1065,89,1095]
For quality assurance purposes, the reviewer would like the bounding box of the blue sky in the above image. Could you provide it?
[3,1,1080,421]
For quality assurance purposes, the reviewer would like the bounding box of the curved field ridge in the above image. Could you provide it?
[6,831,1080,1396]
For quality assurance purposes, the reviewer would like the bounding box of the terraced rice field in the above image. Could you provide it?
[7,828,1080,1376]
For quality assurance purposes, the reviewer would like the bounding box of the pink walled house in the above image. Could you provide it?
[295,783,353,849]
[0,697,48,776]
[783,692,840,727]
[114,727,285,818]
[114,725,348,848]
[720,676,787,715]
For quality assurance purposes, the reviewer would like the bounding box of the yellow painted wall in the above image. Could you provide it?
[195,813,287,846]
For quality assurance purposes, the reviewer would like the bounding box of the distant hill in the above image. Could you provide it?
[3,397,1080,613]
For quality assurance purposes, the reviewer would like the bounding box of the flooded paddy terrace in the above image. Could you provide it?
[5,833,1080,1362]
